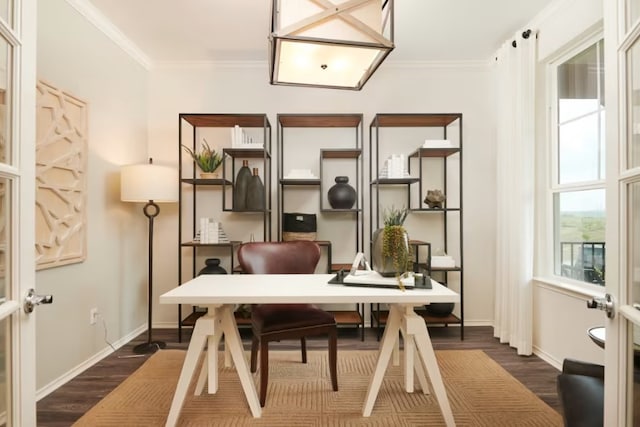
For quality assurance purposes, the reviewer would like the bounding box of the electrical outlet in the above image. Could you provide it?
[90,308,99,325]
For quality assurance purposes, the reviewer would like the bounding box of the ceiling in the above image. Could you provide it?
[86,0,556,64]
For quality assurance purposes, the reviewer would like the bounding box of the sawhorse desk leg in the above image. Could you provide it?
[362,304,455,426]
[165,305,261,427]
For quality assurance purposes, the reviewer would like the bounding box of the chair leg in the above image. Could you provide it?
[301,337,307,364]
[328,327,338,391]
[259,339,269,407]
[250,335,259,373]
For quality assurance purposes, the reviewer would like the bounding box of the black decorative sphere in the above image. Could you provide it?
[327,176,356,209]
[198,258,227,275]
[425,303,455,317]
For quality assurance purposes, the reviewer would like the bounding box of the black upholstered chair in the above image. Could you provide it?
[556,358,604,427]
[237,240,338,407]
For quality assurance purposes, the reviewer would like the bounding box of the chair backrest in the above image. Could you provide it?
[237,241,321,274]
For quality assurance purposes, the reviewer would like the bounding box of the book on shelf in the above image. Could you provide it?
[196,218,230,244]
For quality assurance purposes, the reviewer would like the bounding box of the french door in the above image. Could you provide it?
[0,0,37,425]
[604,0,640,425]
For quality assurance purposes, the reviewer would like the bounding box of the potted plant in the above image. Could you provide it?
[372,205,411,287]
[183,139,223,178]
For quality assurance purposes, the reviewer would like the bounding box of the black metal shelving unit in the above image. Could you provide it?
[177,113,272,342]
[368,113,464,340]
[276,113,365,340]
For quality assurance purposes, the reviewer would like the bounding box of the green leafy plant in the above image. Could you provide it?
[382,206,410,290]
[183,139,223,173]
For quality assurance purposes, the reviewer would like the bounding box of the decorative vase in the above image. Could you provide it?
[197,258,227,275]
[425,302,455,317]
[245,167,265,210]
[327,176,356,209]
[371,227,410,277]
[233,160,251,210]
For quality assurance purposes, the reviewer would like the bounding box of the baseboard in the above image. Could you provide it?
[36,325,146,401]
[532,345,563,371]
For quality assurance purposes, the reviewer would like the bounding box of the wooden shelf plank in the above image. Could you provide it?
[278,114,362,128]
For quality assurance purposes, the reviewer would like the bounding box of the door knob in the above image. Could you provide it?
[587,293,614,319]
[23,288,53,313]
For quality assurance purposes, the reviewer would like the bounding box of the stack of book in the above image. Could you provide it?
[197,218,230,244]
[379,154,409,178]
[231,125,263,148]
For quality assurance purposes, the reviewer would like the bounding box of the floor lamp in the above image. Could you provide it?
[121,158,178,354]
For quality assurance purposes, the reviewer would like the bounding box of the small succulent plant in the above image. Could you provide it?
[183,139,223,173]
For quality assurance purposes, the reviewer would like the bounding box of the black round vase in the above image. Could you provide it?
[198,258,227,275]
[425,303,455,317]
[328,176,356,209]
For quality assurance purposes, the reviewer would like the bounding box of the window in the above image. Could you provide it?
[551,39,606,286]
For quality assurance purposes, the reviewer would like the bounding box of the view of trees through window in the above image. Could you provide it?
[554,39,606,285]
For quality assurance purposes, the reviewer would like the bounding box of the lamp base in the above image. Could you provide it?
[133,340,166,354]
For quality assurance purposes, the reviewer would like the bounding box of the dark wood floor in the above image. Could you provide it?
[36,326,561,426]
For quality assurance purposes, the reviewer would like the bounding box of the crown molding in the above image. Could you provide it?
[154,60,267,69]
[65,0,152,70]
[153,59,491,70]
[385,59,491,69]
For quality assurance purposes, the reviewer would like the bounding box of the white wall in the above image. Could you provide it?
[531,0,605,368]
[148,62,497,327]
[36,0,149,392]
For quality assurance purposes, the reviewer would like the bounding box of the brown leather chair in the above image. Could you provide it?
[237,240,338,407]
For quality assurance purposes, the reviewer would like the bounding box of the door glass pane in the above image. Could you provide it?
[631,323,640,426]
[0,316,8,427]
[630,0,640,31]
[628,37,640,169]
[554,189,606,284]
[0,35,11,165]
[0,178,6,300]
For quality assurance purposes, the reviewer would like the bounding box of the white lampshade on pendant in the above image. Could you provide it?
[269,0,394,90]
[121,160,178,203]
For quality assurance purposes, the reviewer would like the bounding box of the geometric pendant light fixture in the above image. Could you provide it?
[269,0,395,90]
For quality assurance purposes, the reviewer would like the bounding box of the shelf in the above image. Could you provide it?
[181,178,232,185]
[278,114,362,128]
[371,113,461,128]
[331,263,353,272]
[222,208,272,213]
[370,178,420,185]
[320,149,362,159]
[409,207,460,212]
[279,179,321,186]
[181,241,241,247]
[408,147,460,158]
[182,310,252,327]
[181,114,269,128]
[328,310,363,325]
[372,309,460,326]
[223,148,270,158]
[320,208,361,213]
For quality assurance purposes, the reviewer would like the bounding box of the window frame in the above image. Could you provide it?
[543,30,607,292]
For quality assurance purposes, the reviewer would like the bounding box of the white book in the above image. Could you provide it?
[207,219,219,244]
[199,217,208,244]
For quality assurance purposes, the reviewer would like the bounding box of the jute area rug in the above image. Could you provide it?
[73,349,562,426]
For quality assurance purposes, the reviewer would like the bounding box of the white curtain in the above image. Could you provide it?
[494,30,536,355]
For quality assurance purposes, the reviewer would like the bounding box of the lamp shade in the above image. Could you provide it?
[120,163,178,203]
[269,0,394,90]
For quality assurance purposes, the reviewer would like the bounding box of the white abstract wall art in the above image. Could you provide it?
[35,80,87,270]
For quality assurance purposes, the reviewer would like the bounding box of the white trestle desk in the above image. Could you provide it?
[160,273,460,426]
